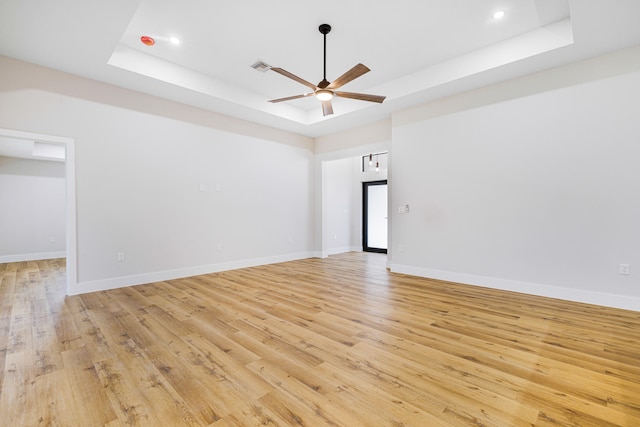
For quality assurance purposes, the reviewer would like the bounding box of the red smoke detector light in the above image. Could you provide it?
[140,36,155,46]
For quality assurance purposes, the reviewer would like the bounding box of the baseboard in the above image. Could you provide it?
[69,251,315,295]
[0,251,66,263]
[390,263,640,312]
[323,246,362,257]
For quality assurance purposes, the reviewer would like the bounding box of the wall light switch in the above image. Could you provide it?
[49,236,56,244]
[199,183,205,192]
[620,264,630,275]
[117,252,125,262]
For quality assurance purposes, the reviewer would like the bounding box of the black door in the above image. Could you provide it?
[363,180,388,253]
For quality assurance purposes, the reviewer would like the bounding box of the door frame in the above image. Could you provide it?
[362,180,388,254]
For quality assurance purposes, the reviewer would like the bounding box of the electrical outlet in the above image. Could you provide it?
[216,243,223,251]
[49,236,56,244]
[117,252,125,262]
[619,264,630,275]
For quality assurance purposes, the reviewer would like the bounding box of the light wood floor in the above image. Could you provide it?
[1,254,639,426]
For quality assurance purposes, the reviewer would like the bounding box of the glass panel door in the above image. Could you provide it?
[363,180,387,253]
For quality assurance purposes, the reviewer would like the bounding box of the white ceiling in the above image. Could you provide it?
[1,0,640,138]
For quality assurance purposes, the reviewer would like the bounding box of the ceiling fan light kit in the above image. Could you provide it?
[268,23,385,116]
[315,89,333,101]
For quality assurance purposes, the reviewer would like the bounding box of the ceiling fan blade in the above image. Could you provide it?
[327,63,370,90]
[322,100,334,116]
[335,91,386,103]
[271,67,318,90]
[269,93,314,103]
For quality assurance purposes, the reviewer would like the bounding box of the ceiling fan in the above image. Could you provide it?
[268,24,386,116]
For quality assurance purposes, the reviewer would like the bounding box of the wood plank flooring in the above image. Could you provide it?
[1,253,639,426]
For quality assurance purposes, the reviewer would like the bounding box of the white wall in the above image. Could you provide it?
[390,46,640,311]
[0,156,65,262]
[324,157,360,255]
[0,56,314,294]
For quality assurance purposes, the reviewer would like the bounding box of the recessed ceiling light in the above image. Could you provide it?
[169,36,180,45]
[493,10,505,20]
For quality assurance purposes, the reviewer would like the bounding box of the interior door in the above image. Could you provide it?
[363,180,388,253]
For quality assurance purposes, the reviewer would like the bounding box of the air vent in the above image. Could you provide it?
[250,60,272,72]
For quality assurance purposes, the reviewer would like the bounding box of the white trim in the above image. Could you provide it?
[0,128,73,145]
[390,263,640,312]
[0,251,66,263]
[64,135,77,295]
[69,252,315,295]
[324,246,362,256]
[0,128,77,294]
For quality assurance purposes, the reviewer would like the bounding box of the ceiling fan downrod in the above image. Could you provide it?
[318,24,331,89]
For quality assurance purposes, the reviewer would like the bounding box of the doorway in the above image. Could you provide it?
[0,128,76,294]
[363,180,387,253]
